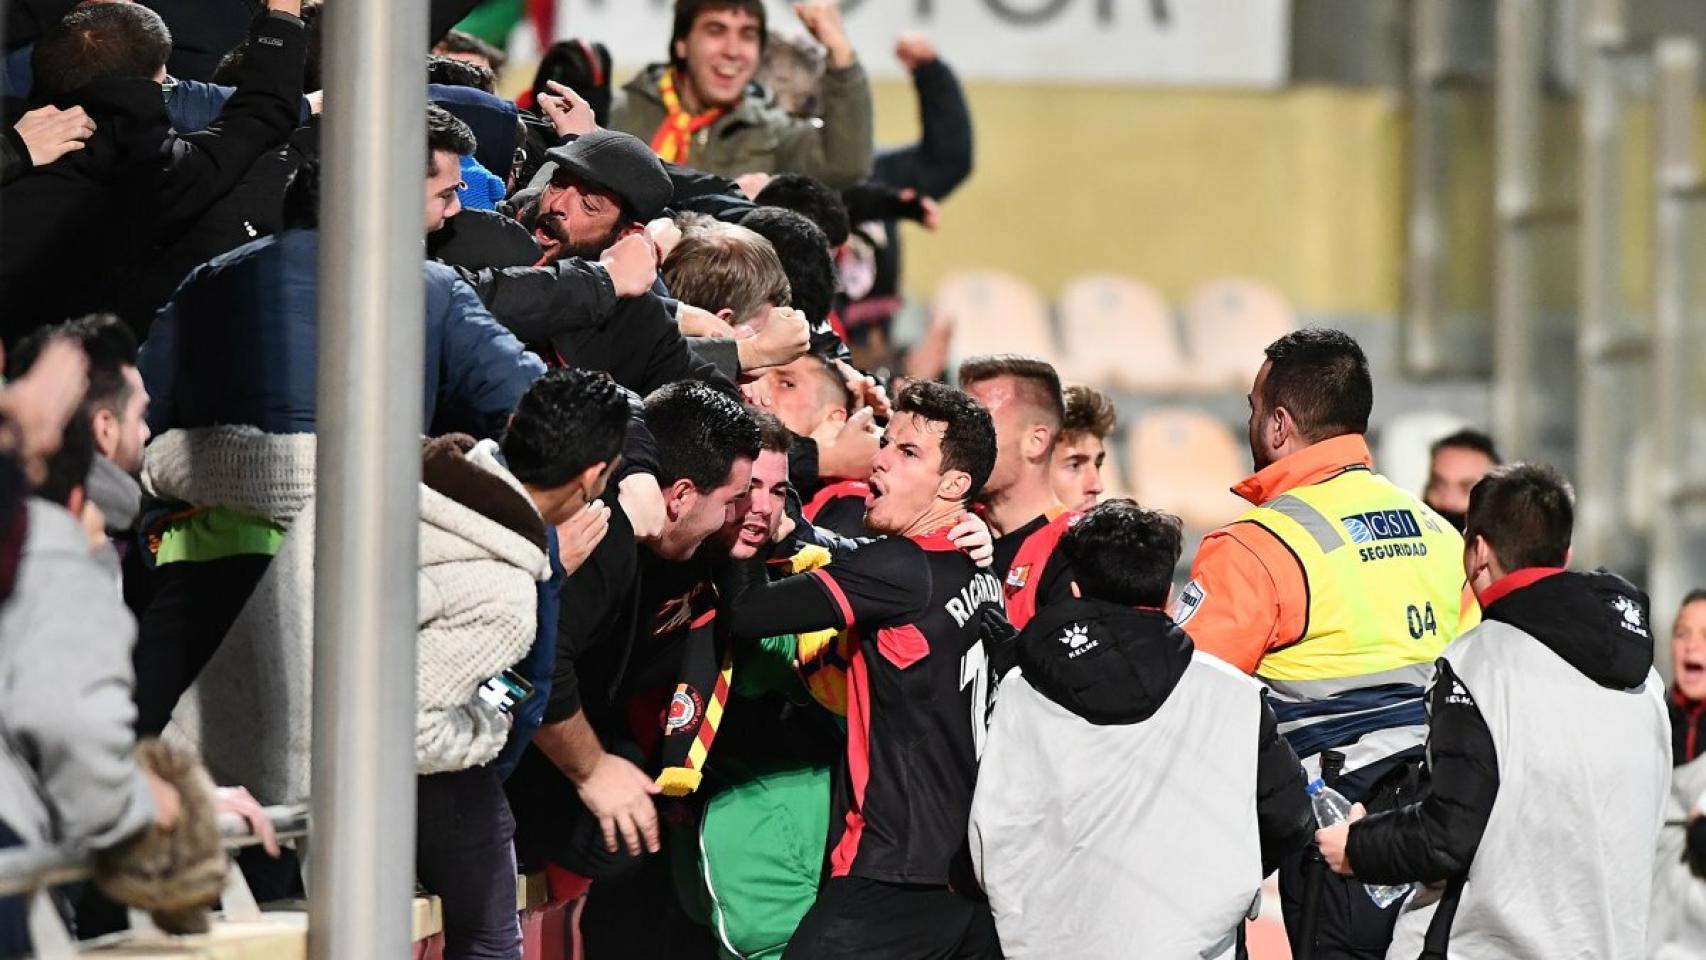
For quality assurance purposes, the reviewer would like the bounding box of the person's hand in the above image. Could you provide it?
[599,233,659,298]
[556,500,611,576]
[833,359,891,420]
[574,753,662,856]
[12,105,95,168]
[537,80,596,138]
[1315,802,1365,877]
[893,34,937,72]
[734,172,772,200]
[266,0,303,17]
[736,307,810,371]
[776,510,797,542]
[903,312,954,383]
[678,303,738,339]
[215,786,280,857]
[0,338,88,486]
[898,188,941,231]
[79,501,107,553]
[144,769,182,832]
[619,473,666,540]
[305,90,324,115]
[740,377,774,410]
[948,511,994,568]
[644,217,683,264]
[814,407,879,480]
[794,3,855,69]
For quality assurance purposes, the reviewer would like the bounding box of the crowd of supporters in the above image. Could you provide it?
[0,2,1698,959]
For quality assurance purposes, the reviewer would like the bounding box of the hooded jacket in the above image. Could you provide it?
[969,598,1313,960]
[609,63,873,190]
[165,436,550,801]
[0,9,305,343]
[1349,570,1670,960]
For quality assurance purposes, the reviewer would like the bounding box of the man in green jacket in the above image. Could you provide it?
[610,0,873,190]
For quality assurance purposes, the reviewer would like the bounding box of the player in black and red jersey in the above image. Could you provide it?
[960,354,1080,629]
[715,380,1007,960]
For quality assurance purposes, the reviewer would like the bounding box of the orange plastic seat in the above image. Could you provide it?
[1182,278,1296,390]
[936,271,1058,366]
[1057,274,1183,392]
[1125,408,1249,531]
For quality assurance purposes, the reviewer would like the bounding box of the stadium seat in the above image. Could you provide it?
[1374,410,1467,502]
[936,270,1058,366]
[1125,408,1249,531]
[1057,274,1184,392]
[1182,278,1295,390]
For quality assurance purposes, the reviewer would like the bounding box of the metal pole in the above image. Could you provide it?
[1574,0,1638,572]
[1402,0,1450,378]
[1492,0,1547,460]
[1649,37,1702,682]
[309,0,425,952]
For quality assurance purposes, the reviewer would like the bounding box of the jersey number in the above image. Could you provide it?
[960,643,994,760]
[1406,602,1439,640]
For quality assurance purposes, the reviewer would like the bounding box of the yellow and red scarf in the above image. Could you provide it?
[649,69,723,165]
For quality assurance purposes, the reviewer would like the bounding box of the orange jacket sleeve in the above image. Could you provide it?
[1174,525,1307,675]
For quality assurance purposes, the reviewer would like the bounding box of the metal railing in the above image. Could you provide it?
[0,804,309,958]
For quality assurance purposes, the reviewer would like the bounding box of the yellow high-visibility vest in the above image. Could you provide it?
[1240,465,1479,760]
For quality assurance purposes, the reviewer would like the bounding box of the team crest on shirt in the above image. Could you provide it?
[665,689,704,735]
[1006,564,1031,590]
[1171,580,1206,625]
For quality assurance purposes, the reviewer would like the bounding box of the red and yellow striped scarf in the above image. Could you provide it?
[649,69,723,165]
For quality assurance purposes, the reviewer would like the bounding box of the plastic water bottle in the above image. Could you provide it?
[1307,778,1413,909]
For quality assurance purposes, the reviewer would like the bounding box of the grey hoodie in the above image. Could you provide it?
[0,499,154,850]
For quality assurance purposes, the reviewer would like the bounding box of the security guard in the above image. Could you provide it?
[1173,328,1477,960]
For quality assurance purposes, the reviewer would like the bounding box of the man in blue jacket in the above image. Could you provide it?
[130,105,548,737]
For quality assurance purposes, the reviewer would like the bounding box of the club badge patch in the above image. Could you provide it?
[665,688,704,735]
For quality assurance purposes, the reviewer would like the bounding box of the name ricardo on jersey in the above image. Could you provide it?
[1342,508,1434,563]
[947,572,1005,627]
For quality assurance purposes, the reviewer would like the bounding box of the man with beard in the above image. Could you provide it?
[713,381,1006,960]
[959,354,1078,630]
[1175,328,1477,960]
[1421,429,1500,532]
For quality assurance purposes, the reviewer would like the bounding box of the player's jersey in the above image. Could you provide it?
[991,510,1078,630]
[805,527,1007,886]
[803,479,872,539]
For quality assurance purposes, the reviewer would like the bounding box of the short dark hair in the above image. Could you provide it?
[32,3,172,101]
[958,354,1066,433]
[1260,328,1373,441]
[10,315,138,418]
[500,369,629,488]
[1465,463,1574,572]
[670,0,767,70]
[645,380,762,491]
[427,54,496,94]
[437,29,508,73]
[1061,384,1118,443]
[1431,428,1502,465]
[738,207,836,327]
[755,174,851,248]
[893,381,997,502]
[801,353,853,417]
[751,409,792,454]
[427,103,477,172]
[530,39,613,126]
[37,411,95,509]
[1060,499,1183,607]
[1683,588,1706,609]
